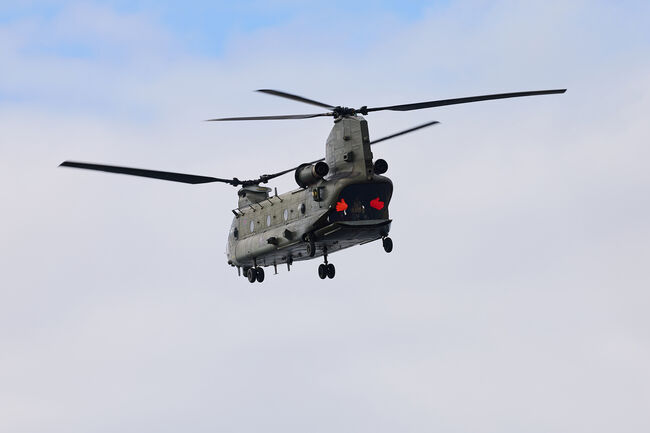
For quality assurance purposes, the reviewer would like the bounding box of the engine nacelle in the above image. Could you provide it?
[295,161,329,188]
[374,158,388,175]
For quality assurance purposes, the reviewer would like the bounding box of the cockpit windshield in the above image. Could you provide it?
[330,182,392,221]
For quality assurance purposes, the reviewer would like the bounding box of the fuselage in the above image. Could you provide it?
[226,115,393,271]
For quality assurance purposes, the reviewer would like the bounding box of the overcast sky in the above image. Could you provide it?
[1,1,649,432]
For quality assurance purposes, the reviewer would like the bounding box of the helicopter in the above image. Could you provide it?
[60,88,566,283]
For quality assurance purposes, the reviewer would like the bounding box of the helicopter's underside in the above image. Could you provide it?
[307,218,392,260]
[238,219,391,268]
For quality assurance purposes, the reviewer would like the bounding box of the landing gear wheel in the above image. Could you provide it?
[326,263,335,279]
[318,264,327,279]
[247,267,257,283]
[382,237,393,253]
[255,267,265,283]
[306,239,316,257]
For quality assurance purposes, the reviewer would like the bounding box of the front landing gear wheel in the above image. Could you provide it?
[318,264,327,279]
[326,263,335,279]
[382,237,393,253]
[247,267,257,283]
[255,267,265,283]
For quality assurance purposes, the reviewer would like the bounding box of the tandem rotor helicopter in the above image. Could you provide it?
[61,88,565,283]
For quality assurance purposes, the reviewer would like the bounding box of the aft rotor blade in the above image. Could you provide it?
[206,113,331,121]
[60,161,238,185]
[369,120,440,146]
[257,89,335,110]
[365,89,567,113]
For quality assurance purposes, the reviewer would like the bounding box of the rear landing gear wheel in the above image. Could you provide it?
[318,264,327,279]
[326,263,335,279]
[306,239,316,257]
[382,237,393,253]
[255,267,265,283]
[247,267,257,283]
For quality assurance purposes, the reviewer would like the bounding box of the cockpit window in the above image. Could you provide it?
[330,182,392,221]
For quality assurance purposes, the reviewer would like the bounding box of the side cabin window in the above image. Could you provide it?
[330,182,392,222]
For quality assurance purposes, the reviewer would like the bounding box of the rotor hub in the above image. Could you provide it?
[332,106,357,118]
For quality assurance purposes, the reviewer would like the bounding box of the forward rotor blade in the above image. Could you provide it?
[365,89,567,113]
[369,120,440,146]
[257,89,335,110]
[60,161,237,185]
[206,113,331,121]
